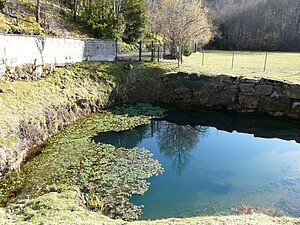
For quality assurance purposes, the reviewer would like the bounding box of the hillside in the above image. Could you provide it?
[0,0,91,37]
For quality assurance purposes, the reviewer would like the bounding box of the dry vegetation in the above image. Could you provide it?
[150,0,213,54]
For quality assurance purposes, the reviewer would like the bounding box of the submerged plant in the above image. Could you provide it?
[108,102,165,118]
[0,104,165,221]
[235,203,260,215]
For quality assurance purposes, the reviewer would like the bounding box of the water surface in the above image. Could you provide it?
[94,109,300,219]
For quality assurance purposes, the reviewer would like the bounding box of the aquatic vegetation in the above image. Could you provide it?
[235,204,260,215]
[108,103,166,118]
[0,104,165,220]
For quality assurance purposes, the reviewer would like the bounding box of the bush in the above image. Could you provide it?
[183,45,192,57]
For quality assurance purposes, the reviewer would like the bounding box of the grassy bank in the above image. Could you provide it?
[0,62,115,175]
[0,0,90,37]
[1,190,300,225]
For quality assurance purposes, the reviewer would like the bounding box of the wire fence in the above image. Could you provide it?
[116,40,165,62]
[176,50,300,78]
[115,41,300,80]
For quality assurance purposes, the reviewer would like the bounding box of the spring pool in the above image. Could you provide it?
[94,109,300,219]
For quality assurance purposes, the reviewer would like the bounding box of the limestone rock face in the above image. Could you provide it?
[239,83,255,93]
[151,72,300,120]
[239,94,258,109]
[286,85,300,99]
[259,96,291,112]
[255,85,273,96]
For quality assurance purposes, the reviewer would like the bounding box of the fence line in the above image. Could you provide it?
[191,50,292,72]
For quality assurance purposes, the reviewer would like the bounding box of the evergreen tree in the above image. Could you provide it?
[79,0,147,42]
[122,0,147,43]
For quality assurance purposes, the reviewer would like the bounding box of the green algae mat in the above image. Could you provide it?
[0,103,165,221]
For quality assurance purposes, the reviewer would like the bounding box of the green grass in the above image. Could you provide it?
[1,190,300,225]
[158,51,300,83]
[0,63,115,149]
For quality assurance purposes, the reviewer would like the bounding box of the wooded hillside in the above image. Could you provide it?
[0,0,299,51]
[210,0,300,51]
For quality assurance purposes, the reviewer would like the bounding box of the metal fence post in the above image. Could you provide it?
[264,53,268,71]
[202,48,204,66]
[181,49,183,64]
[177,46,180,68]
[231,51,235,70]
[151,41,154,62]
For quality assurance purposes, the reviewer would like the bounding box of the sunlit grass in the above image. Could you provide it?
[158,51,300,83]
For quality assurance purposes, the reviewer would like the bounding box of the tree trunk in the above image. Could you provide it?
[36,0,40,23]
[73,0,77,21]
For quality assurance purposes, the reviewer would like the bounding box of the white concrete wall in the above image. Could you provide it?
[84,40,116,61]
[0,35,116,74]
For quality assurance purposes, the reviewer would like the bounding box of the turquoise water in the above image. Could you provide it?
[94,109,300,219]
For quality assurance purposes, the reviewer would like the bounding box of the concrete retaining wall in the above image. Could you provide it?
[0,35,116,74]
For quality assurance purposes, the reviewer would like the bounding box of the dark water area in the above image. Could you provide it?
[94,109,300,220]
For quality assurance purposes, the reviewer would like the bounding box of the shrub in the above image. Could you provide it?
[183,45,192,57]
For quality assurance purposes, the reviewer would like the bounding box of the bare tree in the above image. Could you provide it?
[151,0,214,56]
[156,121,208,174]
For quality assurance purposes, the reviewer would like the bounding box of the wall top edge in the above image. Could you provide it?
[0,33,115,42]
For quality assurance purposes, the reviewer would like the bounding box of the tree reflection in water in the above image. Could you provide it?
[94,124,149,149]
[95,120,208,175]
[152,121,208,174]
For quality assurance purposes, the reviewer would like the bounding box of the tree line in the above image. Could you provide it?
[210,0,300,51]
[1,0,299,51]
[145,0,300,52]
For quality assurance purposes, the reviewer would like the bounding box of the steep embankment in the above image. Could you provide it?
[0,62,116,176]
[123,71,300,120]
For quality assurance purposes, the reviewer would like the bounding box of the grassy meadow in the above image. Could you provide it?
[158,51,300,83]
